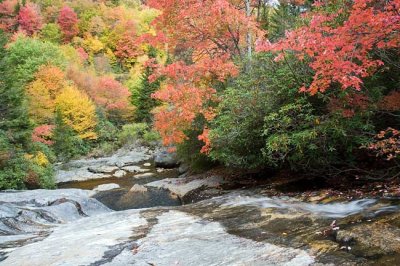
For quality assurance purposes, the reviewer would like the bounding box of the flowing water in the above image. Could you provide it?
[23,154,399,265]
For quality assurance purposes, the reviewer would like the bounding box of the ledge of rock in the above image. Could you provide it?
[91,183,121,195]
[145,175,225,199]
[56,146,153,184]
[0,189,111,254]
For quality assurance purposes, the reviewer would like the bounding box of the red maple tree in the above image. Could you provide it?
[0,0,17,32]
[146,0,261,150]
[18,3,42,36]
[257,0,400,95]
[58,6,79,42]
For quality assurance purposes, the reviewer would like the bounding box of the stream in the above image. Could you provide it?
[1,146,400,265]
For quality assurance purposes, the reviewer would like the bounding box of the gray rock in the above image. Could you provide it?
[87,165,118,174]
[154,148,179,168]
[134,172,155,179]
[0,189,111,241]
[178,163,189,174]
[122,165,148,173]
[5,188,398,265]
[92,183,120,193]
[56,169,109,184]
[113,170,126,178]
[3,210,146,266]
[146,175,225,198]
[115,211,314,266]
[115,161,125,168]
[1,206,314,266]
[129,184,148,193]
[56,146,152,184]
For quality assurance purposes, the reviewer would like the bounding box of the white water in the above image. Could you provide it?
[220,193,399,218]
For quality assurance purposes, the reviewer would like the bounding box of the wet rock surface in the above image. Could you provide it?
[2,186,400,265]
[0,189,111,261]
[3,149,400,265]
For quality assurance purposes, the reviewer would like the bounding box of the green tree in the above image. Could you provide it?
[53,111,89,161]
[41,23,62,43]
[0,36,65,146]
[130,48,162,123]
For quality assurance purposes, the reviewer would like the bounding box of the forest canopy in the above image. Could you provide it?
[0,0,399,189]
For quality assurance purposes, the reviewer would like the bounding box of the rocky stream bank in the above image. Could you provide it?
[1,146,400,265]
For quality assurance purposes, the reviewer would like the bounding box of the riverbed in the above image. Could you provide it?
[1,146,400,265]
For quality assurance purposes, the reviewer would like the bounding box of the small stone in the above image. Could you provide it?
[115,162,125,168]
[93,183,120,193]
[134,173,155,179]
[88,166,118,174]
[129,184,148,193]
[122,166,148,173]
[114,170,126,178]
[143,163,151,167]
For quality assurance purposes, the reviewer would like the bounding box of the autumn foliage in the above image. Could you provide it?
[27,65,66,123]
[65,67,131,114]
[368,128,400,160]
[55,85,97,140]
[0,0,17,32]
[256,0,400,95]
[151,57,238,147]
[18,3,42,36]
[147,0,260,149]
[32,125,55,145]
[58,6,79,42]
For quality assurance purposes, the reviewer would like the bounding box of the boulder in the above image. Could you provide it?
[154,148,179,168]
[145,175,225,198]
[113,170,126,178]
[134,173,155,179]
[122,165,148,173]
[129,184,148,193]
[0,189,111,246]
[178,163,189,174]
[87,166,118,174]
[92,183,120,193]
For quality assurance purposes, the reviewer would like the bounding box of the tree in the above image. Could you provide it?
[52,110,89,161]
[18,3,42,36]
[115,29,141,66]
[0,0,18,33]
[41,23,62,43]
[58,6,79,42]
[146,0,262,151]
[0,37,65,146]
[256,0,400,95]
[55,85,97,140]
[26,65,66,124]
[133,66,161,123]
[65,67,132,117]
[91,76,132,117]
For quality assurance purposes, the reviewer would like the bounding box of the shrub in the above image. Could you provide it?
[41,23,62,43]
[177,128,216,172]
[208,53,304,169]
[53,111,90,161]
[143,130,161,146]
[117,123,148,146]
